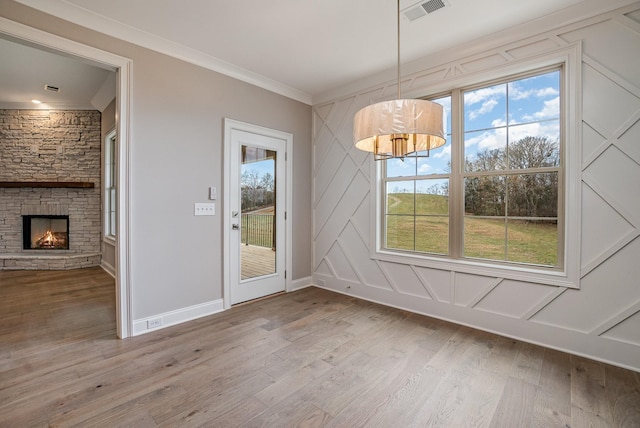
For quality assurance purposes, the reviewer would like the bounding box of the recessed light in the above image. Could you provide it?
[31,99,42,104]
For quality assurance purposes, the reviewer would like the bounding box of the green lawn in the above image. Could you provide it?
[386,193,558,266]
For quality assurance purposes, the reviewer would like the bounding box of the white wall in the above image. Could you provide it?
[312,4,640,371]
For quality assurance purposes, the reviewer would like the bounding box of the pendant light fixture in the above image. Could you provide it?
[353,0,446,160]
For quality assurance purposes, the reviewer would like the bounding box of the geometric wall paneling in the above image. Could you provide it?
[600,304,640,346]
[505,37,561,59]
[580,183,637,273]
[338,222,391,290]
[324,96,355,135]
[325,242,360,283]
[534,238,640,333]
[313,103,334,124]
[314,138,354,203]
[615,116,640,164]
[581,123,609,167]
[584,17,640,86]
[582,55,640,142]
[313,171,368,268]
[582,145,640,224]
[582,63,640,137]
[410,67,451,93]
[413,266,453,303]
[460,52,509,73]
[314,156,360,234]
[628,8,640,22]
[377,262,432,299]
[315,260,333,277]
[350,196,370,246]
[453,273,503,307]
[313,122,335,170]
[328,98,357,150]
[562,18,640,88]
[473,279,561,319]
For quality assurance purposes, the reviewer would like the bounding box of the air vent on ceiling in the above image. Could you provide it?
[44,84,60,93]
[403,0,449,22]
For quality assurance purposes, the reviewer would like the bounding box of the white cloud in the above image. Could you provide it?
[417,163,432,174]
[433,144,451,159]
[465,129,506,151]
[508,120,559,142]
[464,86,505,105]
[523,97,560,120]
[469,99,498,120]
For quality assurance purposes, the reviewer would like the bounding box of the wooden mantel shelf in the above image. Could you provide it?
[0,181,94,188]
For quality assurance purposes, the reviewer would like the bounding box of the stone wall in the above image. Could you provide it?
[0,109,102,269]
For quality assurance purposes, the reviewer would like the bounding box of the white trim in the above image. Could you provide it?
[103,128,117,240]
[132,299,225,336]
[223,119,294,309]
[0,16,134,339]
[369,43,582,289]
[290,276,313,292]
[101,260,116,278]
[12,0,311,105]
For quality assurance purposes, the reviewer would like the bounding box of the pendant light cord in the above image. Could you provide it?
[397,0,401,100]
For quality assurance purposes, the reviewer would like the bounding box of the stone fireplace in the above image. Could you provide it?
[0,110,102,270]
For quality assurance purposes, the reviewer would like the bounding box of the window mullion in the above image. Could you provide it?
[449,89,463,258]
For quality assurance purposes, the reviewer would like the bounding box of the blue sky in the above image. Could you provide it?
[386,69,560,194]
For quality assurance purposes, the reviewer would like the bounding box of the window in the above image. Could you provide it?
[379,66,568,279]
[104,129,117,240]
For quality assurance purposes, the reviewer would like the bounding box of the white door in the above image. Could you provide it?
[228,126,286,305]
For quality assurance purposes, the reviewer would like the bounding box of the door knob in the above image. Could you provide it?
[232,224,239,230]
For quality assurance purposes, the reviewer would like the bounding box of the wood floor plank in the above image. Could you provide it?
[571,355,612,422]
[1,268,639,427]
[605,364,640,427]
[489,376,537,427]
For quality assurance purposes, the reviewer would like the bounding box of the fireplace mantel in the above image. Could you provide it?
[0,181,94,188]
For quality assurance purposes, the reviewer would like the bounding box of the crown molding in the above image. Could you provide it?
[13,0,313,105]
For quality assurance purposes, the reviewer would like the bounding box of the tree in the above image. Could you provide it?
[465,136,558,218]
[241,169,275,211]
[241,170,261,211]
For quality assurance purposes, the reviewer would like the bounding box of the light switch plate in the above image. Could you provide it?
[195,203,215,216]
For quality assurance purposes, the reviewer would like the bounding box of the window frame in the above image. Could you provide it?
[103,128,117,242]
[369,44,582,288]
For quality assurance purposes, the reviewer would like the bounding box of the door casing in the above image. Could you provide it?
[223,119,293,309]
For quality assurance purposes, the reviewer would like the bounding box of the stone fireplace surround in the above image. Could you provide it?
[0,110,102,270]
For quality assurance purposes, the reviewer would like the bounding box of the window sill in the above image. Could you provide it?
[103,235,116,246]
[372,249,579,289]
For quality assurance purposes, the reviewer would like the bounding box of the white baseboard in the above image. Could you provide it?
[133,299,225,336]
[289,276,312,291]
[100,260,116,278]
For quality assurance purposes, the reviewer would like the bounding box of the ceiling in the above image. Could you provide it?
[3,0,634,105]
[0,36,114,110]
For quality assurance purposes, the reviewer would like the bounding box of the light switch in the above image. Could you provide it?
[195,203,215,216]
[209,186,217,200]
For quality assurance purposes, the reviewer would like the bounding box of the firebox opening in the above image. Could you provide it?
[22,215,69,250]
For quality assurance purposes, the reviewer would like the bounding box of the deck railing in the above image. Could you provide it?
[241,214,274,248]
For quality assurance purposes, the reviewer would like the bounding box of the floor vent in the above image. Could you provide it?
[403,0,449,22]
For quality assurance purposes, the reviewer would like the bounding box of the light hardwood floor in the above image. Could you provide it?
[1,268,639,427]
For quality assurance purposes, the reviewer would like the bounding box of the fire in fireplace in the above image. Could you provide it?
[22,215,69,250]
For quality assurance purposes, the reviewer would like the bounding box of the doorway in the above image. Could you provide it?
[224,119,292,307]
[0,18,132,338]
